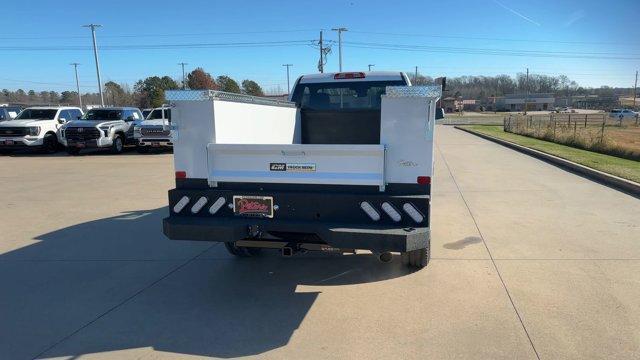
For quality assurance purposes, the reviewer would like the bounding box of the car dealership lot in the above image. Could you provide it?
[1,126,639,360]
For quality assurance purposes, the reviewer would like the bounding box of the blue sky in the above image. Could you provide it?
[1,0,638,93]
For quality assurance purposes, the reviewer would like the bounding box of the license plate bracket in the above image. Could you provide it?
[233,195,274,218]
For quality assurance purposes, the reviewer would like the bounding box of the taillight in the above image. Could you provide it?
[334,72,365,79]
[175,171,187,179]
[417,176,431,185]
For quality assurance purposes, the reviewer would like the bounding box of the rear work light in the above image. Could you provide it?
[360,201,381,221]
[417,176,431,185]
[191,196,208,213]
[334,72,365,80]
[173,196,190,213]
[175,171,187,179]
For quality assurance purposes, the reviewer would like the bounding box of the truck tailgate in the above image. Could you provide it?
[207,144,385,188]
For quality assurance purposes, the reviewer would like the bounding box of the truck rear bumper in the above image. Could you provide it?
[163,216,429,252]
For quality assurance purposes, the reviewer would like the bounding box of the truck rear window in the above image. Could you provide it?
[291,80,406,111]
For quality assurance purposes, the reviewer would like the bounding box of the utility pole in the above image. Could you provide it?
[82,24,104,106]
[414,66,418,83]
[318,30,324,73]
[283,64,293,95]
[524,67,529,114]
[634,70,638,110]
[368,64,375,71]
[70,63,83,109]
[331,27,347,71]
[178,62,188,89]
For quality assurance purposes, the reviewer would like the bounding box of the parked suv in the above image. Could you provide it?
[61,107,143,155]
[0,106,23,122]
[0,106,82,153]
[134,106,172,153]
[609,108,638,120]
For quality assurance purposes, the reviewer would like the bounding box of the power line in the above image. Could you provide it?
[0,29,320,40]
[0,40,317,51]
[348,30,636,46]
[342,41,640,60]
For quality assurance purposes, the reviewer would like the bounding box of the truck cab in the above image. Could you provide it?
[134,106,172,152]
[61,107,143,155]
[162,71,439,268]
[0,106,82,153]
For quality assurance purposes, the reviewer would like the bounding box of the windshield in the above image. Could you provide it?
[14,109,58,120]
[83,109,123,121]
[147,109,164,120]
[291,80,407,111]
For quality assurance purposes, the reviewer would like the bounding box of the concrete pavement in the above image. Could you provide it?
[0,126,638,359]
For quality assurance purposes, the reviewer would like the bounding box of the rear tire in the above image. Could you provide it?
[224,242,262,257]
[401,246,430,269]
[111,135,124,154]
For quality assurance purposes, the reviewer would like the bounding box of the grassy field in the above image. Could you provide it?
[459,125,640,183]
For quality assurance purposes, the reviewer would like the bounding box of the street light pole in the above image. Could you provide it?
[70,63,82,109]
[524,67,530,115]
[414,66,418,83]
[634,70,638,110]
[282,64,293,95]
[82,24,104,106]
[331,27,347,71]
[178,62,188,89]
[368,64,375,71]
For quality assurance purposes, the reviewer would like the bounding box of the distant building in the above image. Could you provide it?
[442,97,456,113]
[495,93,555,111]
[569,95,619,110]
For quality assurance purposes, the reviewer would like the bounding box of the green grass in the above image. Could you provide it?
[459,125,640,184]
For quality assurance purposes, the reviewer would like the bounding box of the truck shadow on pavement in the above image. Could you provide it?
[2,208,413,359]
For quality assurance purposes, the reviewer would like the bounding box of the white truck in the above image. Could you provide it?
[61,107,144,155]
[0,106,83,153]
[134,106,172,152]
[162,71,440,268]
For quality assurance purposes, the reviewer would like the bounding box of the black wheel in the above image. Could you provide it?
[136,145,149,154]
[111,135,124,154]
[401,246,430,269]
[224,242,262,257]
[66,147,80,156]
[41,133,58,154]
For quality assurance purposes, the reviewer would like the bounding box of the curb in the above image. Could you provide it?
[454,126,640,198]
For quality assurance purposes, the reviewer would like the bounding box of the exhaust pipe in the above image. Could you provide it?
[377,252,393,263]
[282,247,294,257]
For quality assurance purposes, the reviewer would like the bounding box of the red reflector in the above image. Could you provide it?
[334,72,365,80]
[175,171,187,179]
[417,176,431,185]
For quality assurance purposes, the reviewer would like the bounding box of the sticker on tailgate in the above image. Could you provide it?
[269,163,316,172]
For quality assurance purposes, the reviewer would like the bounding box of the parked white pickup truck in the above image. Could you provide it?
[162,71,440,268]
[0,106,83,153]
[61,107,144,155]
[134,106,172,153]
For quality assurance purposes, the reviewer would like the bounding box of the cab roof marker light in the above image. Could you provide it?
[403,203,424,223]
[360,201,381,221]
[381,202,402,222]
[334,72,366,80]
[173,196,190,213]
[190,196,208,214]
[209,197,226,215]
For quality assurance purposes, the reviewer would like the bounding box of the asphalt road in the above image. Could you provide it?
[1,126,639,359]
